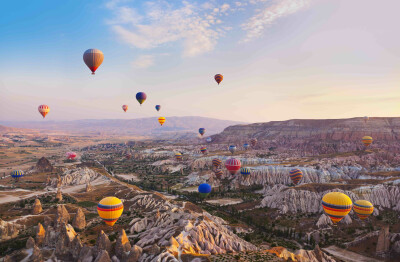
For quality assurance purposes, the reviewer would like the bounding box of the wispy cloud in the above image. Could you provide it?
[132,55,155,69]
[241,0,311,42]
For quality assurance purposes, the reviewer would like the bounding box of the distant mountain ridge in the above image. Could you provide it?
[0,116,244,137]
[211,117,400,143]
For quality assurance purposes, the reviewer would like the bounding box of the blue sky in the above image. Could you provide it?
[1,0,400,122]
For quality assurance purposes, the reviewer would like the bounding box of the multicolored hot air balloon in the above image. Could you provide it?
[243,143,250,150]
[206,137,212,143]
[322,192,352,224]
[158,117,166,126]
[214,169,224,178]
[200,147,207,155]
[175,152,182,161]
[364,116,369,124]
[83,49,104,75]
[97,197,124,226]
[240,167,251,176]
[214,74,223,85]
[250,138,257,147]
[212,158,222,168]
[228,145,236,154]
[136,92,147,105]
[289,168,303,185]
[38,105,50,118]
[199,128,206,136]
[66,152,77,160]
[155,105,161,111]
[122,105,128,112]
[198,183,212,198]
[225,158,241,175]
[11,170,24,181]
[353,200,374,220]
[362,136,373,147]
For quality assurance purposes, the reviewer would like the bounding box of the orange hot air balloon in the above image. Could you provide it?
[38,105,50,118]
[122,105,128,112]
[158,117,166,126]
[83,49,104,75]
[362,136,373,147]
[214,74,223,85]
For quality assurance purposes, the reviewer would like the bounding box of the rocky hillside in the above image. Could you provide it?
[211,117,400,143]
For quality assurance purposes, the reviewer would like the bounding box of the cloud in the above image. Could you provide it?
[132,55,155,69]
[241,0,311,42]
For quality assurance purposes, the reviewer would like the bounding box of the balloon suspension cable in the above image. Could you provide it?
[92,72,95,75]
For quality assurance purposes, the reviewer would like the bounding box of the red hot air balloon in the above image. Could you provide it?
[66,152,77,160]
[225,158,241,175]
[250,138,257,147]
[83,49,104,75]
[122,105,128,112]
[38,105,50,118]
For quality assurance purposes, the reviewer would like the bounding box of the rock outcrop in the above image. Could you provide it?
[122,245,142,262]
[72,207,86,230]
[0,219,20,240]
[49,167,100,187]
[86,183,93,192]
[26,236,35,249]
[55,205,70,227]
[30,244,43,262]
[376,225,390,257]
[115,229,131,258]
[32,199,43,215]
[35,156,54,172]
[36,223,46,246]
[94,250,112,262]
[56,188,63,201]
[95,230,111,256]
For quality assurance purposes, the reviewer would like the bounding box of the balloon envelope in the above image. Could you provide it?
[214,74,223,85]
[243,143,250,150]
[353,200,374,220]
[11,170,24,178]
[83,49,104,75]
[289,168,303,185]
[322,192,352,224]
[225,158,241,175]
[122,105,128,112]
[200,147,207,154]
[136,92,147,105]
[362,136,373,147]
[158,117,166,126]
[206,137,212,143]
[212,158,222,168]
[229,145,236,154]
[240,167,251,176]
[38,105,50,118]
[66,152,77,160]
[97,197,124,226]
[250,138,257,147]
[198,183,212,197]
[199,128,206,136]
[155,105,161,111]
[175,152,182,160]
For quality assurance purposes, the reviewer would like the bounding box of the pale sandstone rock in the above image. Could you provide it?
[32,199,43,215]
[72,207,86,230]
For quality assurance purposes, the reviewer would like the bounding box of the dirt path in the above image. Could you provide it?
[322,246,382,262]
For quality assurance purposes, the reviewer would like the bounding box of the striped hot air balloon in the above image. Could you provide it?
[322,192,352,224]
[200,147,207,155]
[225,158,241,175]
[158,117,166,126]
[250,138,257,147]
[175,152,182,161]
[122,105,128,112]
[38,105,50,118]
[289,168,303,185]
[214,169,224,178]
[11,170,24,181]
[83,49,104,75]
[353,200,374,220]
[97,197,124,226]
[243,143,250,150]
[199,128,206,136]
[212,158,222,168]
[198,183,212,198]
[136,92,147,105]
[155,105,161,111]
[228,145,236,154]
[362,136,373,147]
[214,74,223,85]
[240,167,251,176]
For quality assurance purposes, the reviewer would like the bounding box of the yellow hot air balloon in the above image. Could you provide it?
[97,197,124,226]
[38,105,50,118]
[158,117,166,126]
[362,136,373,147]
[353,200,374,220]
[322,192,352,224]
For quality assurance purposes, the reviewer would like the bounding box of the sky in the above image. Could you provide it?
[1,0,400,123]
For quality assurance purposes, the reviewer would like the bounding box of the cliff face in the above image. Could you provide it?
[211,117,400,143]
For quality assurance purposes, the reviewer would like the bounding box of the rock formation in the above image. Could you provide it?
[0,219,20,240]
[55,205,70,227]
[48,167,100,187]
[36,223,46,246]
[122,245,142,262]
[32,198,43,214]
[26,236,35,249]
[72,207,86,230]
[55,224,77,256]
[94,250,112,262]
[95,230,111,256]
[376,225,390,257]
[56,188,63,201]
[35,156,54,172]
[115,229,131,258]
[30,244,43,262]
[86,183,93,192]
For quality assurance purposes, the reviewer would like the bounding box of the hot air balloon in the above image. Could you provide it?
[97,197,124,226]
[225,158,241,175]
[250,138,257,147]
[158,117,166,126]
[175,152,182,161]
[322,192,352,224]
[83,49,104,75]
[199,128,206,136]
[11,170,24,181]
[212,158,222,168]
[240,167,251,176]
[136,92,147,105]
[353,200,374,220]
[228,145,236,154]
[214,169,224,179]
[66,152,77,160]
[362,136,373,147]
[289,168,303,185]
[364,116,369,124]
[198,183,212,198]
[200,147,207,155]
[122,105,128,112]
[206,137,212,143]
[243,143,250,150]
[38,105,50,118]
[155,105,161,111]
[214,74,223,85]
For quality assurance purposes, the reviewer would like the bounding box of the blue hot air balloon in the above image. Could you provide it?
[199,128,206,136]
[136,92,147,105]
[155,105,161,111]
[243,143,250,150]
[198,183,212,198]
[206,137,212,143]
[229,145,237,154]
